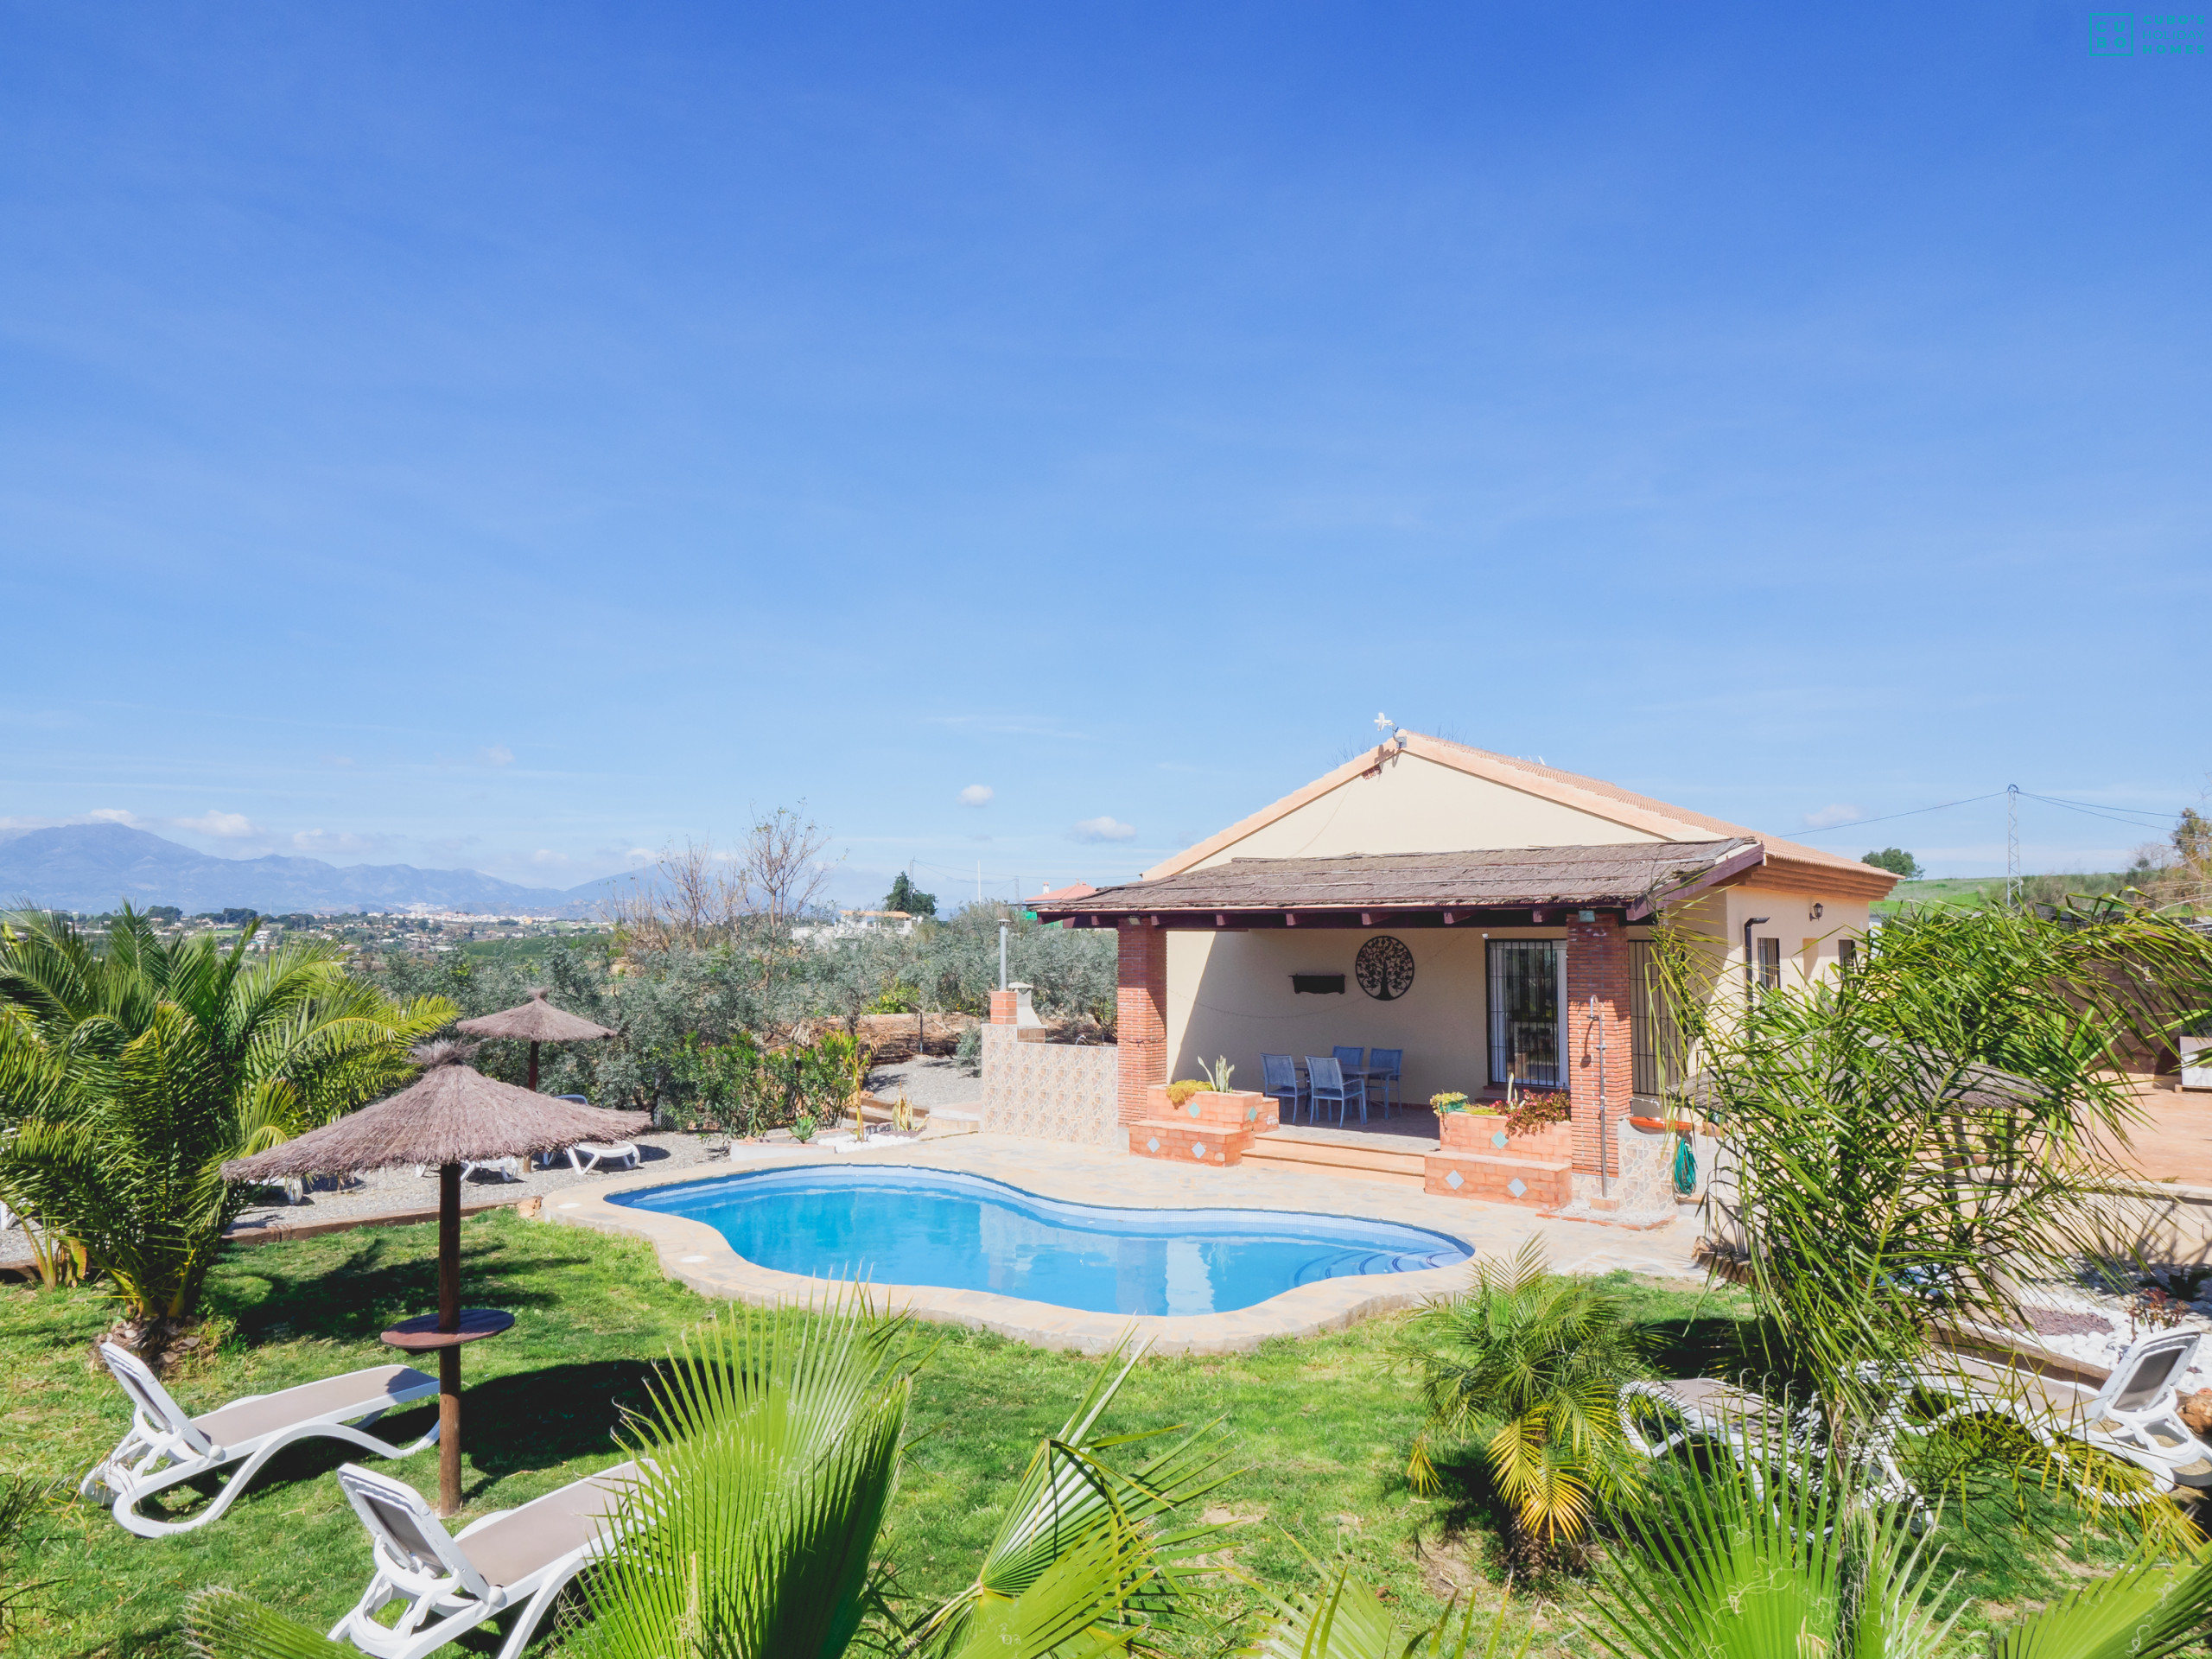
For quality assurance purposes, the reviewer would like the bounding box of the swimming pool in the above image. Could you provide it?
[609,1166,1471,1316]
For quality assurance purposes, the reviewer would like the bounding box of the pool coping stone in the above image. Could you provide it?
[540,1133,1704,1355]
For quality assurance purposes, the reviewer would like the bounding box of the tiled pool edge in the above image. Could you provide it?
[538,1141,1487,1355]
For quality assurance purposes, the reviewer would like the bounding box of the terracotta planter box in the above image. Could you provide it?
[1145,1084,1273,1130]
[1440,1113,1571,1158]
[1438,1111,1506,1151]
[1189,1089,1273,1129]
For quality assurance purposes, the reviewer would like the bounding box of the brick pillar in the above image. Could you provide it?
[1116,923,1167,1126]
[1564,914,1634,1179]
[988,989,1017,1024]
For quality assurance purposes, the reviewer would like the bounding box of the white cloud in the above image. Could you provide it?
[1803,804,1864,830]
[88,808,143,826]
[477,745,516,768]
[175,810,259,839]
[958,784,995,807]
[1072,816,1136,843]
[531,849,569,866]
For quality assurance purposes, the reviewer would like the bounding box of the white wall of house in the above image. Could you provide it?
[1181,748,1665,870]
[1151,744,1875,1102]
[1705,885,1873,995]
[1166,927,1495,1105]
[1166,923,1684,1105]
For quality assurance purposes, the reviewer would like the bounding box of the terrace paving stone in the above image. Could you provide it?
[540,1132,1708,1355]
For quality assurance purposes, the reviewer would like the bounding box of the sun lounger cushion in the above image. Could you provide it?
[193,1367,435,1447]
[458,1462,639,1589]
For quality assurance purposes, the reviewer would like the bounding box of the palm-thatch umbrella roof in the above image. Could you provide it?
[221,1058,647,1182]
[455,988,617,1045]
[221,1045,648,1518]
[455,988,616,1091]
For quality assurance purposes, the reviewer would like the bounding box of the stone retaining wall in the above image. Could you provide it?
[980,1026,1119,1147]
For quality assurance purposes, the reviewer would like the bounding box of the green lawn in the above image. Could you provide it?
[0,1213,2164,1656]
[1874,874,2133,918]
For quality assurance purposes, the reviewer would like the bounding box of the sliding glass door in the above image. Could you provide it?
[1488,940,1563,1088]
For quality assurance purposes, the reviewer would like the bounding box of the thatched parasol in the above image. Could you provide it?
[456,988,617,1090]
[224,1046,647,1515]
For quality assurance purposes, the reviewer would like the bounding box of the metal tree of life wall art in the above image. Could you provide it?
[1355,935,1415,1001]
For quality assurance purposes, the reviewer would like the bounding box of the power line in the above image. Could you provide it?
[2019,791,2177,830]
[1791,791,2006,836]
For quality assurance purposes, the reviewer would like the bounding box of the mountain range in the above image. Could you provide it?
[0,823,624,918]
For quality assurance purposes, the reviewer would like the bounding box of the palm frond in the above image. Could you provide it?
[911,1332,1236,1656]
[1988,1545,2212,1658]
[182,1587,352,1659]
[582,1292,917,1659]
[1239,1557,1528,1659]
[1580,1428,1960,1659]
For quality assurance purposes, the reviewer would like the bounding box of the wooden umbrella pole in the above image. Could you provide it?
[437,1162,462,1516]
[527,1039,539,1092]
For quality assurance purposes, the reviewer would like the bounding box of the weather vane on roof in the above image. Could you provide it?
[1374,711,1392,734]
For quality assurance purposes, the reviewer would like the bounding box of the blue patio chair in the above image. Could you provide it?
[1332,1045,1366,1077]
[1306,1056,1368,1125]
[1365,1049,1402,1116]
[1262,1052,1310,1124]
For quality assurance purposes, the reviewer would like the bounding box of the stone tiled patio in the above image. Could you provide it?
[541,1131,1707,1355]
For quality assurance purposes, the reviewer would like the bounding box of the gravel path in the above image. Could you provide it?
[866,1056,984,1111]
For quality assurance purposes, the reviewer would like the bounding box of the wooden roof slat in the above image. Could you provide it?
[1038,839,1760,917]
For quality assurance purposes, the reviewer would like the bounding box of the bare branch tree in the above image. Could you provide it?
[737,806,836,933]
[603,838,747,951]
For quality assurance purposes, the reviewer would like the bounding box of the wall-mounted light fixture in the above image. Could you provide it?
[1809,902,1825,920]
[1576,908,1597,923]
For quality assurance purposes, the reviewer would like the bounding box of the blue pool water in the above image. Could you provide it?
[611,1166,1470,1316]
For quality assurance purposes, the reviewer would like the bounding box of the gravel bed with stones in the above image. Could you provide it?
[864,1056,985,1111]
[0,1129,728,1265]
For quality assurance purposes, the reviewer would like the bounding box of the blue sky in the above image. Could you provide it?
[2,3,2205,902]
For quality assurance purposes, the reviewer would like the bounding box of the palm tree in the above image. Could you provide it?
[1650,898,2212,1503]
[183,1296,1233,1659]
[1390,1241,1649,1564]
[0,906,451,1336]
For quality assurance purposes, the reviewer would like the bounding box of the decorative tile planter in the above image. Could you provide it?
[1439,1113,1570,1159]
[1421,1150,1571,1207]
[1128,1088,1276,1166]
[1438,1111,1504,1151]
[1427,1116,1573,1208]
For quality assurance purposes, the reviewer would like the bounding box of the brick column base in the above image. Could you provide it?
[1116,924,1167,1126]
[1565,915,1634,1181]
[988,989,1017,1025]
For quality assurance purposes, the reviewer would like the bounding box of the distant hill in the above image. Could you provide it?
[0,823,614,917]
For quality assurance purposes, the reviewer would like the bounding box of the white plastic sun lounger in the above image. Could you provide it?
[556,1140,639,1173]
[329,1459,643,1659]
[80,1344,440,1537]
[1902,1328,2212,1503]
[1620,1376,1925,1520]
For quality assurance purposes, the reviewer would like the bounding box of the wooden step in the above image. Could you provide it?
[1237,1135,1428,1189]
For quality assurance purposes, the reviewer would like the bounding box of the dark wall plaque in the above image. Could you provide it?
[1355,935,1415,1001]
[1290,973,1345,995]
